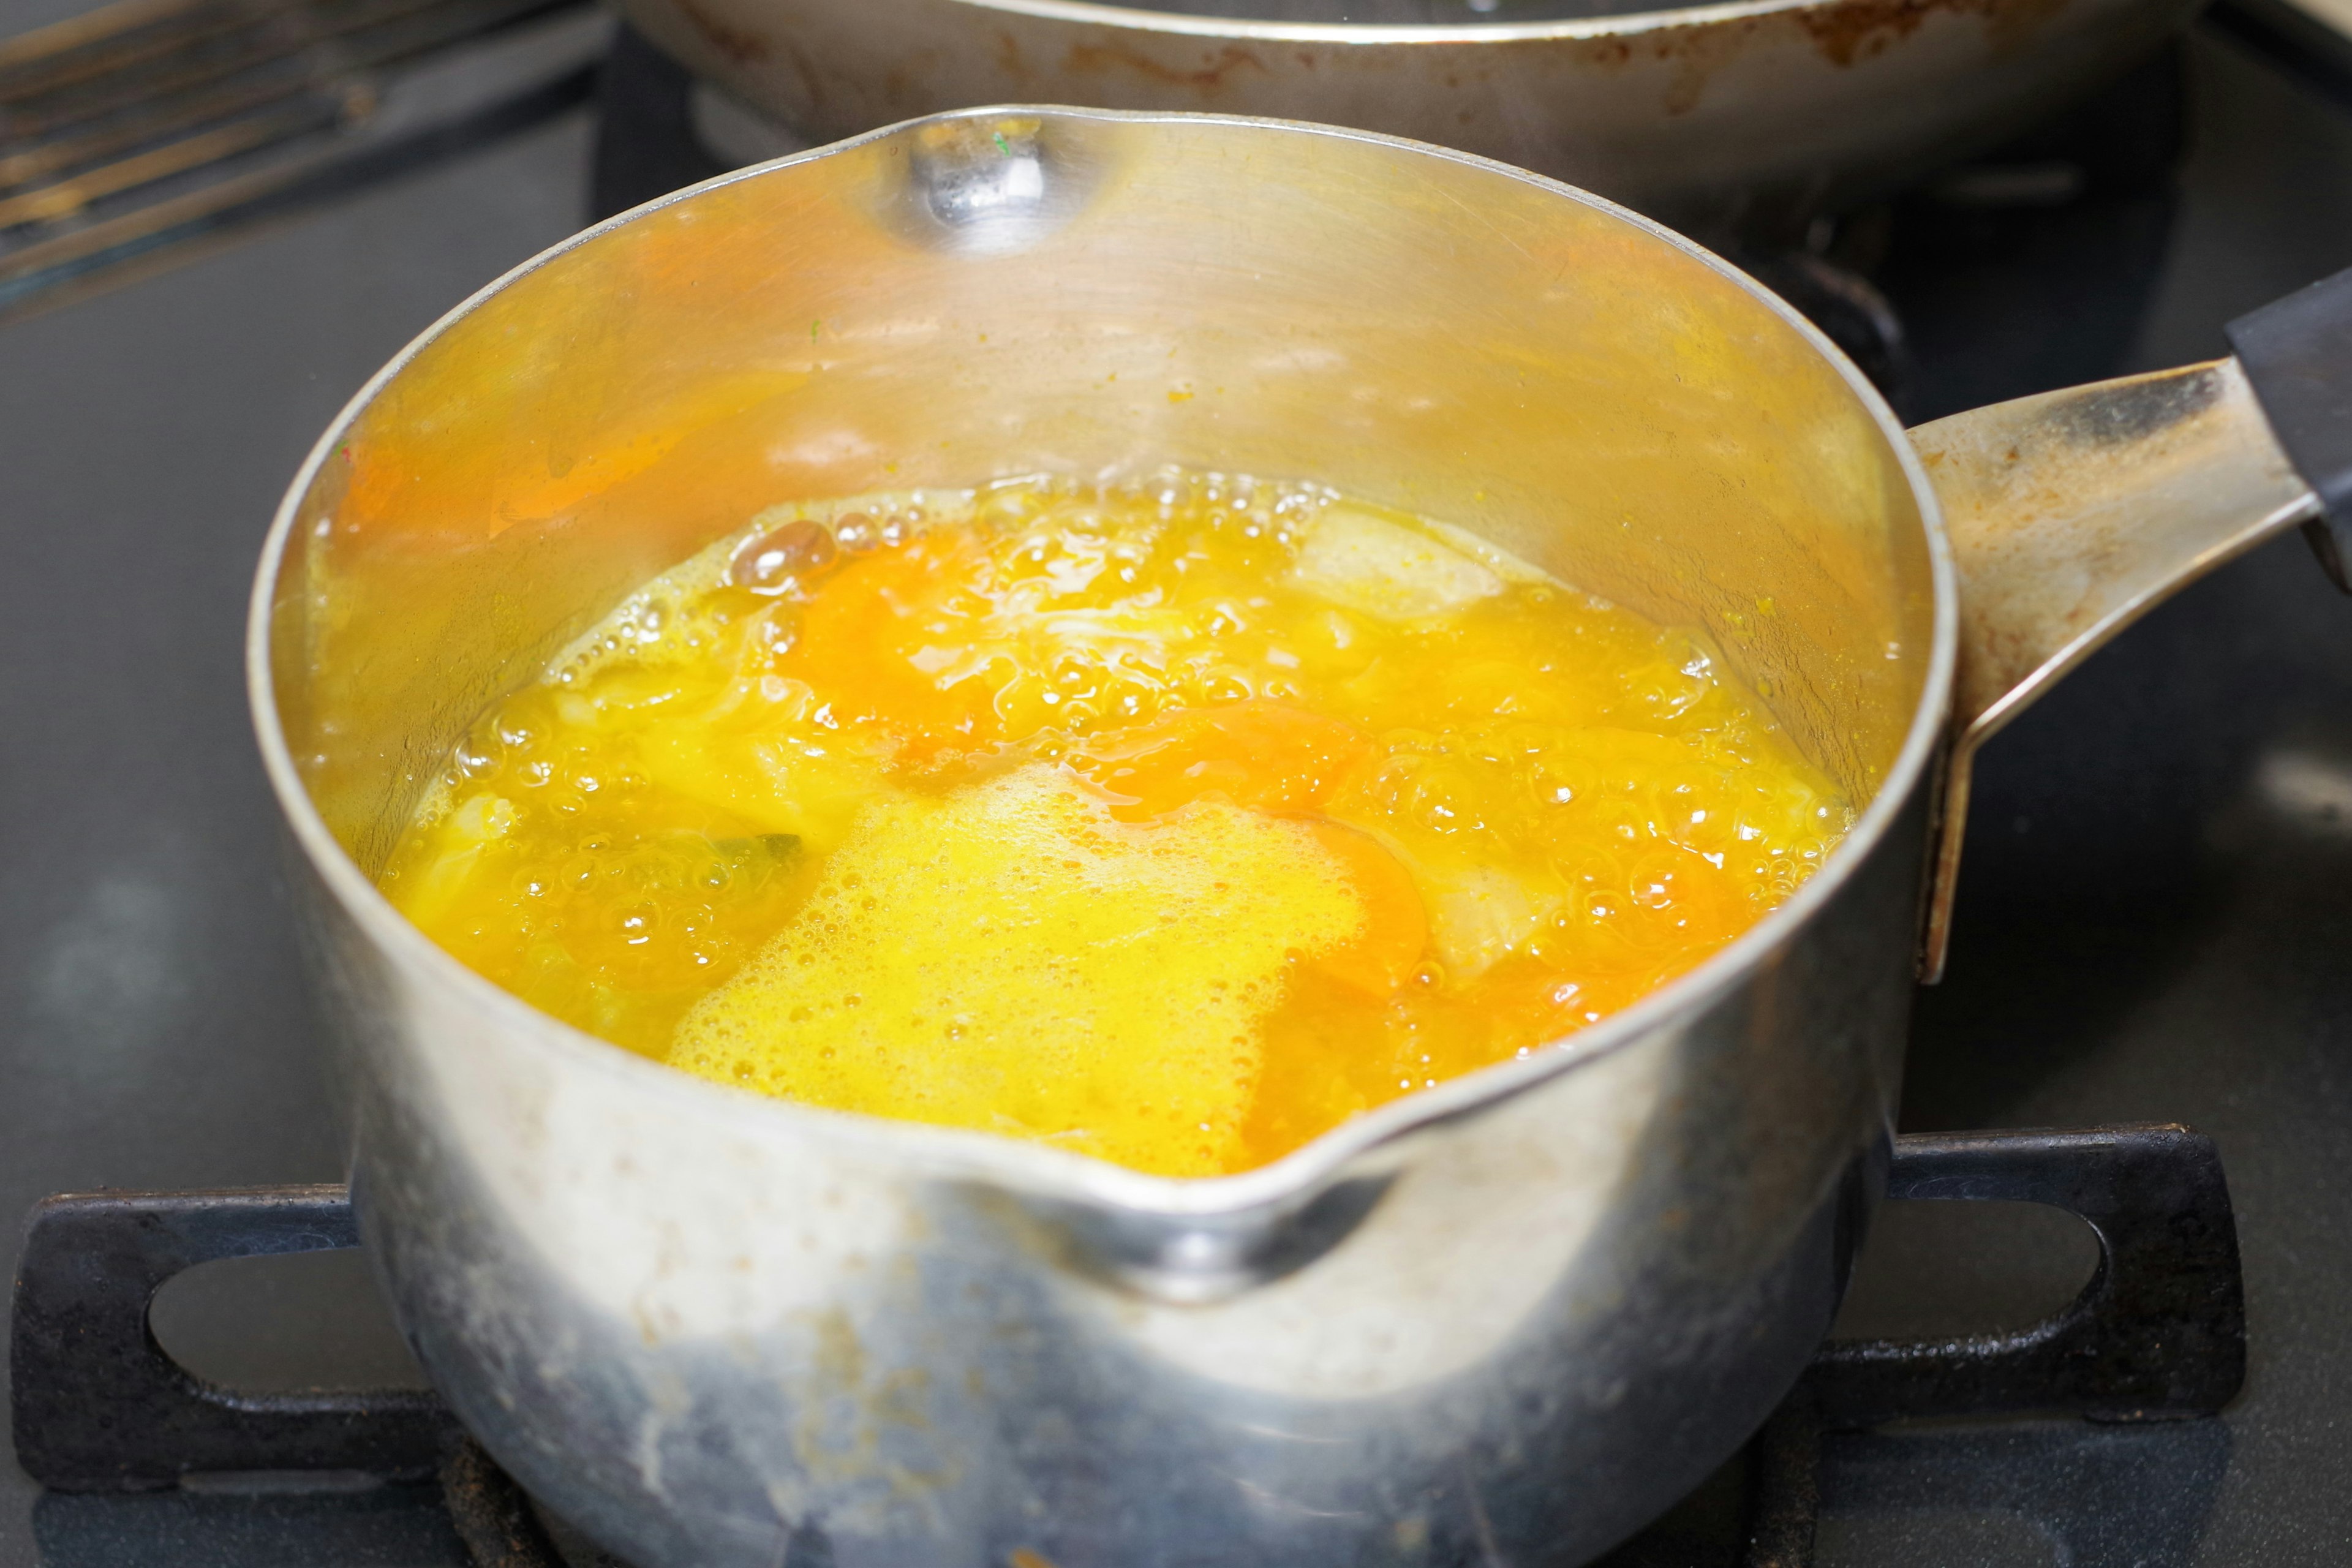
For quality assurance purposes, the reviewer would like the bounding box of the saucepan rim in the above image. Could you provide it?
[246,104,1958,1220]
[700,0,1894,51]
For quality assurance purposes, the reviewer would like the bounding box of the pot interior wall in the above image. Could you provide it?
[262,111,1936,875]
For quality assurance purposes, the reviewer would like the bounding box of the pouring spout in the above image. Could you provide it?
[1013,1172,1397,1306]
[1910,358,2317,982]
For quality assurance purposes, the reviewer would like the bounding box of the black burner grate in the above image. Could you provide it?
[9,1125,2245,1568]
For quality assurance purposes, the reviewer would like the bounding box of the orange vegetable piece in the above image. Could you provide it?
[1069,699,1376,820]
[1302,820,1428,997]
[782,530,1001,764]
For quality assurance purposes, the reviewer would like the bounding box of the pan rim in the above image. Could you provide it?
[799,0,1901,49]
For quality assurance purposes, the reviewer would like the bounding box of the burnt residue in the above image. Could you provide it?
[1060,40,1270,91]
[1651,21,1763,116]
[1796,0,2071,68]
[996,29,1030,83]
[2051,365,2225,449]
[673,0,772,64]
[440,1439,567,1568]
[1555,21,1743,75]
[1540,13,1786,119]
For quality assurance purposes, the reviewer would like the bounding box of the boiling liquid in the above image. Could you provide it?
[380,473,1848,1177]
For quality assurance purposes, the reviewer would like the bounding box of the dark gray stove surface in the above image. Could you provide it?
[6,22,2352,1567]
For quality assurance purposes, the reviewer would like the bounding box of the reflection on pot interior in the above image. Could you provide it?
[379,469,1850,1176]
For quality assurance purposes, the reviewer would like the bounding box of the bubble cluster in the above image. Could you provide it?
[669,767,1360,1176]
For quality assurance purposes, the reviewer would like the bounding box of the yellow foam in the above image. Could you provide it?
[667,766,1365,1176]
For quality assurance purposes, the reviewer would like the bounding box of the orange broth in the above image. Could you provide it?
[379,472,1848,1177]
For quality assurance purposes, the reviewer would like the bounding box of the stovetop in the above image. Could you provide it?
[6,13,2352,1567]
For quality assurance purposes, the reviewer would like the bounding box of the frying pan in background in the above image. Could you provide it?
[615,0,2205,236]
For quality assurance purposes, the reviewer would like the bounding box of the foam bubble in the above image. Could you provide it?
[668,766,1364,1175]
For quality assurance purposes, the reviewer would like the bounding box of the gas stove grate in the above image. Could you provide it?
[9,1125,2245,1567]
[1741,1125,2244,1568]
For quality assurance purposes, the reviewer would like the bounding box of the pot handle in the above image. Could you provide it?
[1910,267,2352,981]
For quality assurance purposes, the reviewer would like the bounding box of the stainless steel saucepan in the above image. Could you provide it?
[249,108,2346,1568]
[618,0,2201,233]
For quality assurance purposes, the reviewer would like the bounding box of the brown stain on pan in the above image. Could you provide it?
[1521,15,1766,116]
[1796,0,2071,66]
[1651,17,1765,114]
[674,0,773,63]
[1061,39,1270,91]
[1497,0,2068,119]
[995,29,1033,82]
[1918,364,2233,718]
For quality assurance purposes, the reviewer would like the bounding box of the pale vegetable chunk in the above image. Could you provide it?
[1423,866,1556,981]
[1291,502,1504,621]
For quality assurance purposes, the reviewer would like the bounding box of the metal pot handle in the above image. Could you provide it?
[1910,267,2352,981]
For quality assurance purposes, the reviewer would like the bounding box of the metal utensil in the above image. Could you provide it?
[246,108,2344,1567]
